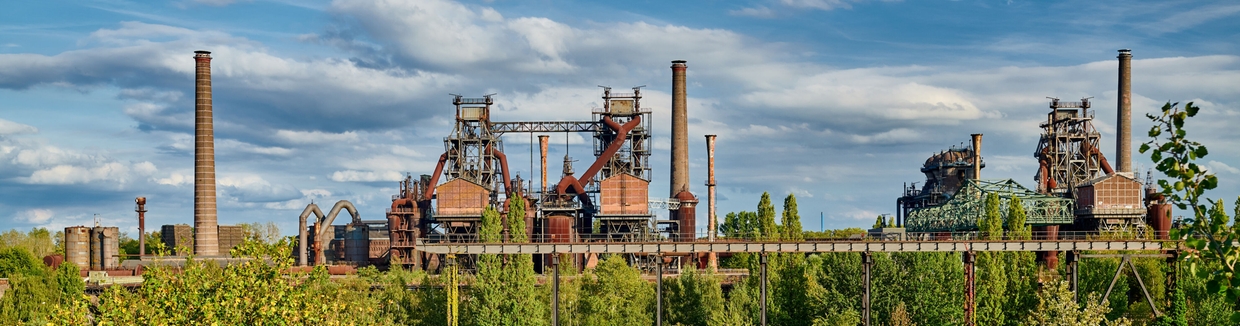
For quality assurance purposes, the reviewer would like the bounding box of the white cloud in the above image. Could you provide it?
[730,6,776,18]
[0,119,38,135]
[155,172,193,186]
[18,209,54,224]
[1207,160,1240,175]
[275,130,360,144]
[330,170,404,182]
[26,161,157,185]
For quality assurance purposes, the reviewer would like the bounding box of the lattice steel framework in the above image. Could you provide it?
[1035,98,1110,198]
[905,179,1074,232]
[444,95,504,197]
[592,86,653,183]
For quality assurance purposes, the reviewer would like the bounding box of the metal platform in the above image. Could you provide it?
[414,239,1172,255]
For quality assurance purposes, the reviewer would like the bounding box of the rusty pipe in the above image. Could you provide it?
[485,144,513,196]
[578,116,641,184]
[136,197,147,257]
[297,200,361,265]
[970,134,982,180]
[421,152,451,202]
[539,135,549,193]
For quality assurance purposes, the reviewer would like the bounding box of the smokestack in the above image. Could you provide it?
[971,134,982,180]
[539,135,549,193]
[670,60,689,196]
[193,50,219,256]
[1117,49,1133,173]
[705,135,717,241]
[136,197,146,258]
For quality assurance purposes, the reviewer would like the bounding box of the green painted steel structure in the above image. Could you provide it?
[905,179,1074,232]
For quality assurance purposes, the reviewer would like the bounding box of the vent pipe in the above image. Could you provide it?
[193,50,219,256]
[705,135,717,241]
[1117,49,1133,173]
[971,134,983,180]
[539,135,549,194]
[136,197,146,258]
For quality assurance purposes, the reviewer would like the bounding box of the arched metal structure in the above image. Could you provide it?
[297,200,361,266]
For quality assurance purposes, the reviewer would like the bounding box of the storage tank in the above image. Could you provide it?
[344,223,370,263]
[546,215,574,243]
[64,227,90,269]
[89,227,119,270]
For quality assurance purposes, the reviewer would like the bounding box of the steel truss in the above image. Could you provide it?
[905,179,1074,232]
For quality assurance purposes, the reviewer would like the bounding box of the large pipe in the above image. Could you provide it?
[670,60,689,196]
[136,197,146,258]
[298,200,361,265]
[193,50,219,256]
[970,134,982,180]
[1117,49,1133,173]
[484,144,513,196]
[705,135,717,241]
[421,152,451,202]
[539,135,549,193]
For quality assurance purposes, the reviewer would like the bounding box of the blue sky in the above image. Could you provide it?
[1,0,1238,237]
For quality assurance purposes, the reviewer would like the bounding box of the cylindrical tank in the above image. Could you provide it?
[676,191,698,241]
[1149,203,1172,239]
[90,227,119,270]
[344,224,370,263]
[64,227,90,269]
[43,254,64,269]
[546,215,574,243]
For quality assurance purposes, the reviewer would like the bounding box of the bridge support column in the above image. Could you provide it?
[963,251,976,326]
[1166,250,1178,302]
[862,251,873,326]
[1066,251,1080,303]
[552,253,559,326]
[657,254,663,326]
[760,253,768,326]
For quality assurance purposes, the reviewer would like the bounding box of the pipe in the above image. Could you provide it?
[421,152,451,202]
[1117,49,1133,173]
[485,144,513,196]
[670,60,689,196]
[705,135,717,242]
[1081,141,1115,175]
[297,200,361,265]
[579,116,642,183]
[193,50,219,256]
[539,135,549,194]
[136,197,146,258]
[970,134,982,180]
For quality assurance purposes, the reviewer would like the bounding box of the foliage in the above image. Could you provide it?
[1026,280,1131,326]
[977,193,1008,326]
[1149,287,1187,326]
[1004,197,1038,325]
[758,192,779,241]
[0,227,57,259]
[468,199,547,326]
[240,221,283,244]
[0,257,84,324]
[578,255,654,326]
[0,246,45,278]
[663,265,725,326]
[1141,101,1240,321]
[888,302,917,326]
[782,194,804,241]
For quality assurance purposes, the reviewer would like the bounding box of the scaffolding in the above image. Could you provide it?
[1035,98,1112,198]
[905,179,1075,232]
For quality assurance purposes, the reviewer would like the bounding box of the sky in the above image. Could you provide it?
[1,0,1238,237]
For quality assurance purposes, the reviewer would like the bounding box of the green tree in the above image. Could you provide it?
[664,265,725,326]
[977,193,1007,326]
[758,192,779,241]
[578,255,654,326]
[782,194,804,241]
[1141,102,1240,321]
[1005,197,1038,325]
[1026,281,1131,326]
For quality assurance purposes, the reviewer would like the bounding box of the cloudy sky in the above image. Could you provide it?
[2,0,1238,237]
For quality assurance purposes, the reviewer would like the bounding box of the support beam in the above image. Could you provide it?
[656,254,663,326]
[760,253,768,326]
[963,251,976,326]
[1129,258,1162,316]
[862,252,874,326]
[1101,256,1128,304]
[1166,250,1178,304]
[415,239,1171,255]
[551,253,559,326]
[1067,250,1080,303]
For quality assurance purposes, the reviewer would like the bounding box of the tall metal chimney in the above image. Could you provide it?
[705,135,717,241]
[971,134,983,180]
[193,50,219,256]
[539,135,549,193]
[136,197,146,258]
[670,60,689,196]
[1117,49,1133,173]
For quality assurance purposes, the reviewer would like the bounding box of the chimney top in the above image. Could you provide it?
[1118,49,1132,55]
[195,50,211,54]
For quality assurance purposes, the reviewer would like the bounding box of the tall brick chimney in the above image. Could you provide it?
[1116,49,1133,173]
[194,50,219,256]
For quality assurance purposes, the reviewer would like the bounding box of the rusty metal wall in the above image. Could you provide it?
[599,174,649,215]
[64,226,90,269]
[369,239,390,260]
[1076,176,1142,210]
[546,216,574,243]
[344,224,370,263]
[436,179,489,216]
